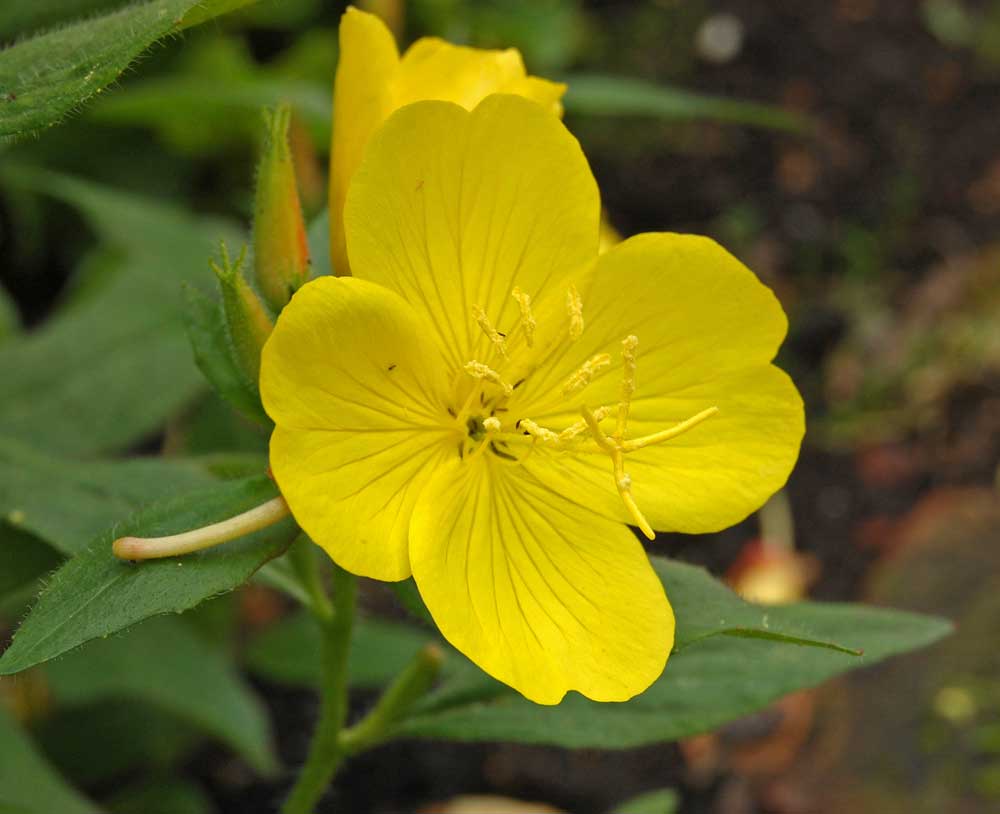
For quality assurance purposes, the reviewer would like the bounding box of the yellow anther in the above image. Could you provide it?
[519,419,560,445]
[562,353,611,396]
[483,416,502,434]
[566,284,584,340]
[511,287,536,348]
[557,405,612,443]
[464,361,513,396]
[616,335,639,439]
[471,304,507,357]
[621,406,720,452]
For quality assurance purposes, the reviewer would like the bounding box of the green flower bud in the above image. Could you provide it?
[253,104,311,311]
[211,244,273,388]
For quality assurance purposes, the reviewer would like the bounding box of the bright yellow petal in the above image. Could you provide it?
[394,38,564,115]
[329,7,400,276]
[260,276,454,581]
[513,233,804,534]
[502,75,568,116]
[345,94,600,373]
[409,458,674,704]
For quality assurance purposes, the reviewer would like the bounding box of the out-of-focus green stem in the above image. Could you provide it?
[281,564,356,814]
[339,644,444,754]
[287,536,333,622]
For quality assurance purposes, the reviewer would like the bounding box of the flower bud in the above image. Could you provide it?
[253,104,311,311]
[212,244,273,388]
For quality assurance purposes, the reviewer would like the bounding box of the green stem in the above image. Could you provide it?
[288,536,334,621]
[339,644,444,754]
[281,564,356,814]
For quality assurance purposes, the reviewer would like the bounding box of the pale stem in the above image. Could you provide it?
[112,496,290,560]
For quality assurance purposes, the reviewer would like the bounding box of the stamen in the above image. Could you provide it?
[616,335,639,440]
[519,419,560,445]
[581,405,654,539]
[471,304,508,357]
[557,405,612,442]
[511,287,536,348]
[562,353,611,396]
[466,415,503,462]
[621,406,720,452]
[464,360,513,396]
[566,284,584,340]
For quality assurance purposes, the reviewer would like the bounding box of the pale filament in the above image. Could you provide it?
[513,333,719,540]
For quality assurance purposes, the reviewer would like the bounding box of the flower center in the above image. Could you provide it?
[449,285,719,538]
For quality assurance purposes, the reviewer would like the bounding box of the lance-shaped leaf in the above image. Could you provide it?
[392,558,951,748]
[0,0,259,140]
[0,435,216,555]
[0,476,296,676]
[45,615,277,774]
[241,557,950,748]
[0,169,240,456]
[562,74,808,132]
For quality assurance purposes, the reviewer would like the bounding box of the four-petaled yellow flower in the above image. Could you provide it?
[261,94,804,704]
[328,6,565,276]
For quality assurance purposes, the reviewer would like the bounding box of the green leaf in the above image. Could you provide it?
[0,436,216,555]
[393,558,951,748]
[659,559,858,654]
[245,611,432,689]
[0,169,240,456]
[611,789,679,814]
[0,706,100,814]
[33,700,197,786]
[46,615,276,773]
[91,75,333,147]
[183,285,271,426]
[0,2,123,40]
[0,525,61,599]
[107,777,214,814]
[0,475,296,676]
[562,75,809,132]
[0,0,259,140]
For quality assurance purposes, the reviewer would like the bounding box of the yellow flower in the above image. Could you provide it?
[261,95,804,705]
[328,6,565,277]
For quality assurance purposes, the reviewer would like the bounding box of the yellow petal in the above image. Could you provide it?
[328,9,565,277]
[409,458,674,704]
[260,276,454,580]
[393,38,565,115]
[345,94,599,373]
[329,7,400,276]
[514,233,804,534]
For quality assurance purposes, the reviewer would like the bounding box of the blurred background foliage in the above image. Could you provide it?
[1,1,999,813]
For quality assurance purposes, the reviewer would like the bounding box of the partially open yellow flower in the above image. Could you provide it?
[328,6,565,276]
[262,95,804,705]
